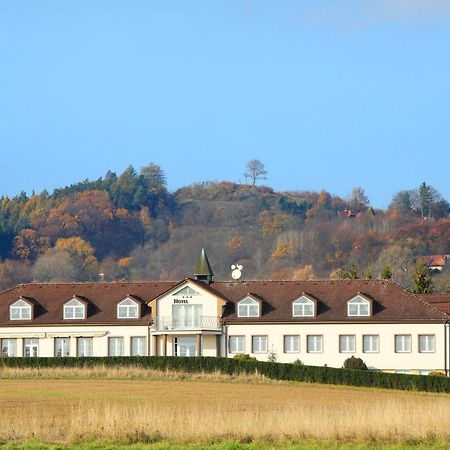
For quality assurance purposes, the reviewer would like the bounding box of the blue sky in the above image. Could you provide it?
[1,1,450,208]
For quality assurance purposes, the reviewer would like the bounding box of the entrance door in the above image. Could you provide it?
[24,339,39,357]
[174,337,197,357]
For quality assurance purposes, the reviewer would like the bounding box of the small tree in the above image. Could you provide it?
[337,264,359,280]
[381,265,392,280]
[343,356,368,370]
[413,262,433,294]
[244,159,267,185]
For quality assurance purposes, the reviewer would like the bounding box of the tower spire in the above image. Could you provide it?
[194,248,214,284]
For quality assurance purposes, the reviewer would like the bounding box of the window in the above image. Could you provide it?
[363,335,379,353]
[419,335,435,353]
[54,338,70,357]
[347,296,370,317]
[64,299,85,320]
[307,335,323,353]
[173,286,200,297]
[395,370,411,374]
[172,304,202,328]
[292,297,315,317]
[339,335,356,353]
[117,298,139,319]
[395,335,411,353]
[252,335,268,353]
[131,337,146,356]
[77,337,93,356]
[237,297,259,318]
[1,338,17,357]
[109,337,124,356]
[229,336,245,354]
[24,338,38,357]
[10,299,32,320]
[284,335,300,353]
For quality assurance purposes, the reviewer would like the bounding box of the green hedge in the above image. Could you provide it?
[0,356,449,393]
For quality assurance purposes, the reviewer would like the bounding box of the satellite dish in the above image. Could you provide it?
[231,264,243,280]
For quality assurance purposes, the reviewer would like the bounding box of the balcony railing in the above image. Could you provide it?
[154,316,221,331]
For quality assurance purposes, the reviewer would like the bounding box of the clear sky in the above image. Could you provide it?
[1,1,450,208]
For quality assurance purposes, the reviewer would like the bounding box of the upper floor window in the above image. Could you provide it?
[64,298,86,320]
[10,299,32,320]
[172,286,200,297]
[237,297,260,318]
[419,335,435,353]
[395,334,411,353]
[117,298,140,319]
[347,295,371,317]
[292,296,315,317]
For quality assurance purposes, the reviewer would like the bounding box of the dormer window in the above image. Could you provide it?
[292,296,315,317]
[237,296,260,318]
[347,295,371,317]
[64,298,86,320]
[10,299,33,320]
[172,286,200,298]
[117,298,140,319]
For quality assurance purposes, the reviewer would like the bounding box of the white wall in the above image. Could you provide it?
[226,322,448,372]
[0,325,149,357]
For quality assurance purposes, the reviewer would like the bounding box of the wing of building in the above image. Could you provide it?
[0,249,448,375]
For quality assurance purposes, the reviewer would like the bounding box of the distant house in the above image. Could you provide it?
[337,209,360,219]
[419,255,449,272]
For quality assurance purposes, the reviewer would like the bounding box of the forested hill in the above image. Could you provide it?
[0,163,449,293]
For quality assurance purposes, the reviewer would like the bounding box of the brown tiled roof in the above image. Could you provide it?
[0,282,178,326]
[0,279,447,326]
[420,294,450,315]
[212,280,449,322]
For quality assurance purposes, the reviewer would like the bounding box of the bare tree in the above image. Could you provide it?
[244,160,267,185]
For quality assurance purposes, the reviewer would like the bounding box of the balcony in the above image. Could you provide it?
[154,316,221,331]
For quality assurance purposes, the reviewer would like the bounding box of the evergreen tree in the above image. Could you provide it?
[413,262,433,294]
[381,265,392,280]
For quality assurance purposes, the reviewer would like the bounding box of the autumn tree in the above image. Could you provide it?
[413,262,433,294]
[413,182,439,219]
[32,249,80,282]
[54,237,99,280]
[244,160,267,185]
[12,229,50,262]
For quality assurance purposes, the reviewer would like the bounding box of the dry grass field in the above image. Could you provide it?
[0,367,449,448]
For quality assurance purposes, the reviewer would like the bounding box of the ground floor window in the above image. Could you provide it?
[229,336,245,353]
[109,337,124,356]
[395,335,411,353]
[307,335,323,353]
[418,335,435,353]
[77,337,93,357]
[252,335,268,353]
[54,337,70,357]
[1,338,17,357]
[131,337,146,356]
[363,335,379,353]
[24,338,39,357]
[339,335,356,353]
[284,335,300,353]
[173,336,197,357]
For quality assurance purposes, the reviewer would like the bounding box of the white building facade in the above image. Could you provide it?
[0,251,448,375]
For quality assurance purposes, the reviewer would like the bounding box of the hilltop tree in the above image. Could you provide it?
[244,160,267,185]
[140,163,167,193]
[413,262,433,294]
[350,187,369,208]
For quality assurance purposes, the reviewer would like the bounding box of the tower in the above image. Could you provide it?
[194,248,214,284]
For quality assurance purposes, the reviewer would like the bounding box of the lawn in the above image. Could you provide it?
[0,367,448,448]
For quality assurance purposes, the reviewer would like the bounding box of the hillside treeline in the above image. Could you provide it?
[0,163,449,292]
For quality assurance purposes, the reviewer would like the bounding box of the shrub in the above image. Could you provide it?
[233,354,257,361]
[292,359,304,366]
[429,370,446,377]
[342,356,368,370]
